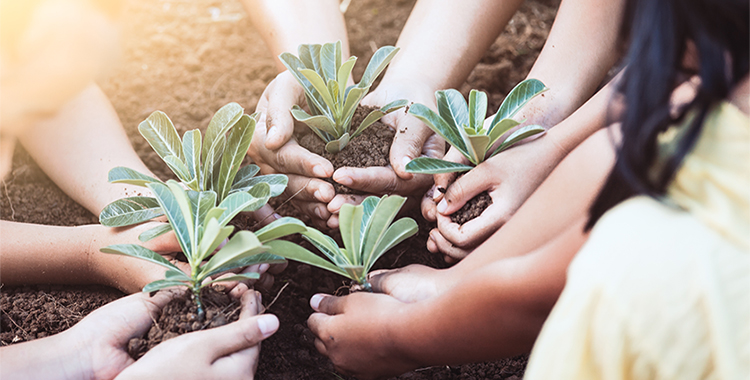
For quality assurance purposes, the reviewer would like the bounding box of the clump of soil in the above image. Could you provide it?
[298,105,395,194]
[450,191,493,225]
[127,287,241,359]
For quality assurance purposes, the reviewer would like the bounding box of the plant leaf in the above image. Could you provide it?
[300,69,337,112]
[182,129,202,182]
[138,111,183,162]
[164,155,192,183]
[217,183,270,225]
[147,181,193,259]
[254,217,307,243]
[108,167,162,187]
[217,114,255,200]
[290,105,338,136]
[231,164,260,187]
[408,103,469,158]
[279,52,329,117]
[203,102,243,162]
[300,227,347,266]
[165,268,191,282]
[201,253,285,280]
[325,133,350,154]
[489,79,547,132]
[196,217,233,262]
[487,118,520,147]
[359,46,399,88]
[436,89,470,132]
[466,134,491,162]
[187,190,217,243]
[404,157,473,174]
[337,56,357,96]
[101,243,182,273]
[203,273,260,287]
[361,195,406,267]
[351,99,408,138]
[468,90,488,132]
[265,240,349,278]
[366,218,417,272]
[339,202,364,266]
[491,125,546,157]
[142,279,189,293]
[320,41,338,84]
[203,135,225,192]
[99,196,163,227]
[138,223,173,242]
[200,231,266,277]
[341,265,366,284]
[231,174,288,198]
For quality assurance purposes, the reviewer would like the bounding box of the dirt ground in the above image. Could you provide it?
[1,0,559,378]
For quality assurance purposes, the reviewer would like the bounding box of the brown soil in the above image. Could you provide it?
[127,287,240,359]
[298,105,395,194]
[450,191,493,225]
[0,0,559,378]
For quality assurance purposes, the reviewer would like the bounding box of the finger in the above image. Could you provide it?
[436,166,490,216]
[429,228,471,261]
[244,204,280,227]
[229,282,249,300]
[433,148,468,197]
[326,214,339,229]
[335,166,432,195]
[295,200,332,224]
[327,193,369,214]
[390,119,436,180]
[284,175,335,203]
[268,261,288,275]
[263,72,305,150]
[307,312,334,344]
[196,314,278,360]
[313,337,328,356]
[309,293,345,315]
[421,186,438,221]
[255,273,275,291]
[367,269,400,294]
[239,290,261,319]
[264,140,333,178]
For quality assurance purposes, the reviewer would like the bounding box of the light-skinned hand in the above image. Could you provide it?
[247,70,335,229]
[423,134,567,262]
[116,289,278,380]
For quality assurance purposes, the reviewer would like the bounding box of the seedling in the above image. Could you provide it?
[405,79,548,174]
[99,103,287,241]
[279,41,408,153]
[101,180,306,318]
[266,195,417,291]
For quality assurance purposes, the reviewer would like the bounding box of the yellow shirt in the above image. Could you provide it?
[525,103,750,380]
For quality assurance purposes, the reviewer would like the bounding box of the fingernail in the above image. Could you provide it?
[257,314,279,337]
[258,264,270,273]
[310,294,324,310]
[271,213,282,221]
[402,156,412,170]
[335,175,352,186]
[313,165,328,178]
[267,126,276,139]
[314,206,324,220]
[313,190,323,202]
[437,199,447,214]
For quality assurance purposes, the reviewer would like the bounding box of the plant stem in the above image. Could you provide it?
[192,285,205,321]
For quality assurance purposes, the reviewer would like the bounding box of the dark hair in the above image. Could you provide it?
[587,0,749,230]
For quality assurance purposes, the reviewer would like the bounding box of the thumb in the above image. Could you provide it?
[437,166,488,216]
[390,117,434,180]
[194,314,279,360]
[367,269,395,294]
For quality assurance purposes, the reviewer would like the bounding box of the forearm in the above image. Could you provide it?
[379,0,523,92]
[0,221,101,286]
[394,221,588,365]
[518,0,625,128]
[0,332,87,380]
[16,84,157,215]
[242,0,349,72]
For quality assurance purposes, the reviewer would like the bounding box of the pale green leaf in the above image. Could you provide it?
[138,111,183,162]
[201,253,285,280]
[341,265,366,284]
[405,157,474,174]
[339,202,364,266]
[300,227,347,266]
[101,243,182,273]
[254,217,307,243]
[325,133,350,154]
[351,99,407,138]
[361,195,405,266]
[147,181,193,257]
[217,114,255,200]
[217,183,270,225]
[203,273,260,287]
[197,217,233,262]
[107,167,162,187]
[291,106,337,136]
[408,103,469,158]
[143,279,189,293]
[203,102,243,162]
[265,240,349,278]
[341,86,368,131]
[201,231,266,277]
[337,57,357,95]
[491,125,546,157]
[231,164,260,188]
[366,218,417,272]
[187,190,217,243]
[468,90,488,132]
[138,223,172,242]
[320,41,338,83]
[99,196,163,227]
[182,129,202,181]
[487,118,520,147]
[359,46,399,87]
[301,69,337,112]
[231,174,288,198]
[436,89,469,132]
[164,155,192,183]
[490,79,547,132]
[467,134,491,162]
[203,135,225,192]
[279,52,328,115]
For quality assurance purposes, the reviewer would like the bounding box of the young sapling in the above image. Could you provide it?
[99,102,288,241]
[280,40,408,153]
[405,79,548,174]
[265,195,417,291]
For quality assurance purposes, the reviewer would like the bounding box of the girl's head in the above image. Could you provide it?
[588,0,749,228]
[0,0,122,135]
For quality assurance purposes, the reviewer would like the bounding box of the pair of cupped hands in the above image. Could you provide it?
[249,71,563,262]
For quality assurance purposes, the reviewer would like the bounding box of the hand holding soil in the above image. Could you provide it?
[248,70,336,228]
[426,135,566,262]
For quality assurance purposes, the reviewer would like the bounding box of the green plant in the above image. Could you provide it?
[405,79,548,174]
[101,180,306,318]
[279,40,408,153]
[265,195,417,291]
[99,102,287,241]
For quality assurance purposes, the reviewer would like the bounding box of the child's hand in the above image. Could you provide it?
[424,136,566,262]
[89,222,187,293]
[367,264,451,303]
[116,290,277,380]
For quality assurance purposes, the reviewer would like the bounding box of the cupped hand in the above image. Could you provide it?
[423,135,566,262]
[116,289,278,380]
[307,292,419,379]
[247,70,335,228]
